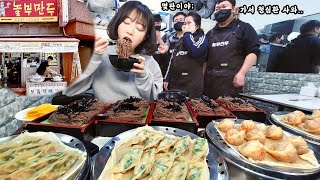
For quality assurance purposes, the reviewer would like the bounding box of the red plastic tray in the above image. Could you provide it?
[95,103,152,137]
[149,102,199,134]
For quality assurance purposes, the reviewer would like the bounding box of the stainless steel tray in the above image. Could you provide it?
[270,111,320,146]
[206,119,320,180]
[91,126,228,180]
[0,133,90,180]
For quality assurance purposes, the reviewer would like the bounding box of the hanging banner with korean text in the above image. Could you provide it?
[0,0,58,22]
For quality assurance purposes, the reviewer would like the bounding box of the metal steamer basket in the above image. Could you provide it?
[0,133,90,179]
[206,119,320,180]
[92,126,229,180]
[270,112,320,146]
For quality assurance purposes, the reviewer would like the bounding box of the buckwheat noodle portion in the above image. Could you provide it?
[117,38,132,58]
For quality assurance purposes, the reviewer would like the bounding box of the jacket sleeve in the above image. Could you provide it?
[64,53,103,96]
[183,32,208,58]
[135,56,163,101]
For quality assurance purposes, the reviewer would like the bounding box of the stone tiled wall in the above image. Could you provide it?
[244,72,320,94]
[0,88,55,138]
[243,72,320,114]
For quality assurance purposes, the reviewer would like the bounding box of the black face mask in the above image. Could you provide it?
[155,25,161,31]
[174,22,184,31]
[214,9,232,23]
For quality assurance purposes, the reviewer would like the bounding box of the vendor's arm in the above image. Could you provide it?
[183,32,208,58]
[134,56,163,101]
[234,23,260,87]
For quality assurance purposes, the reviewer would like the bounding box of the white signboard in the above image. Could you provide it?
[0,42,79,53]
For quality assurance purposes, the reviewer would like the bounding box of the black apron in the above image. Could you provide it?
[204,22,244,99]
[169,36,204,98]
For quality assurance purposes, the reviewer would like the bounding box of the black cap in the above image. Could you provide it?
[153,14,162,22]
[216,0,236,6]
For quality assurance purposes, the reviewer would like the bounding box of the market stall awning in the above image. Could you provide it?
[0,37,80,53]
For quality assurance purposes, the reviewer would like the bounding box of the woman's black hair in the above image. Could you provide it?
[107,1,156,55]
[186,12,204,34]
[172,12,186,21]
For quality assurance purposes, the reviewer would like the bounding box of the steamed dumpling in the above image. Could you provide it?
[144,132,165,149]
[131,129,152,145]
[150,153,174,180]
[265,125,284,140]
[238,140,265,161]
[186,162,209,180]
[130,148,156,180]
[264,142,298,163]
[288,136,309,155]
[245,128,266,144]
[172,136,191,158]
[240,120,257,132]
[165,161,188,180]
[224,129,245,146]
[156,135,178,153]
[191,138,208,161]
[298,120,320,135]
[112,145,144,173]
[218,119,235,132]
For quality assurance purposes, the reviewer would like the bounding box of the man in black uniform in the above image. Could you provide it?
[163,12,187,90]
[204,0,260,99]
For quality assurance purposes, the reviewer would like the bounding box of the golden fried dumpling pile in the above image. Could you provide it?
[311,109,320,119]
[298,120,320,135]
[240,120,257,132]
[238,140,265,161]
[282,111,306,125]
[218,119,235,132]
[265,125,284,140]
[224,129,245,146]
[264,142,298,163]
[245,128,266,144]
[288,136,309,155]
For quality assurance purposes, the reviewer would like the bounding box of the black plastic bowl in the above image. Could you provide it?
[109,55,139,72]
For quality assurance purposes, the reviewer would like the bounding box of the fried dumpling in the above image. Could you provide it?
[112,145,144,173]
[150,153,175,180]
[240,120,257,132]
[144,132,165,149]
[293,111,306,122]
[165,161,188,180]
[172,135,191,158]
[191,138,208,161]
[156,135,178,153]
[264,142,298,163]
[238,140,265,161]
[224,129,245,146]
[298,120,320,135]
[130,148,156,180]
[288,136,309,155]
[265,125,284,140]
[218,119,235,132]
[245,128,266,144]
[283,113,304,125]
[186,162,209,180]
[312,109,320,118]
